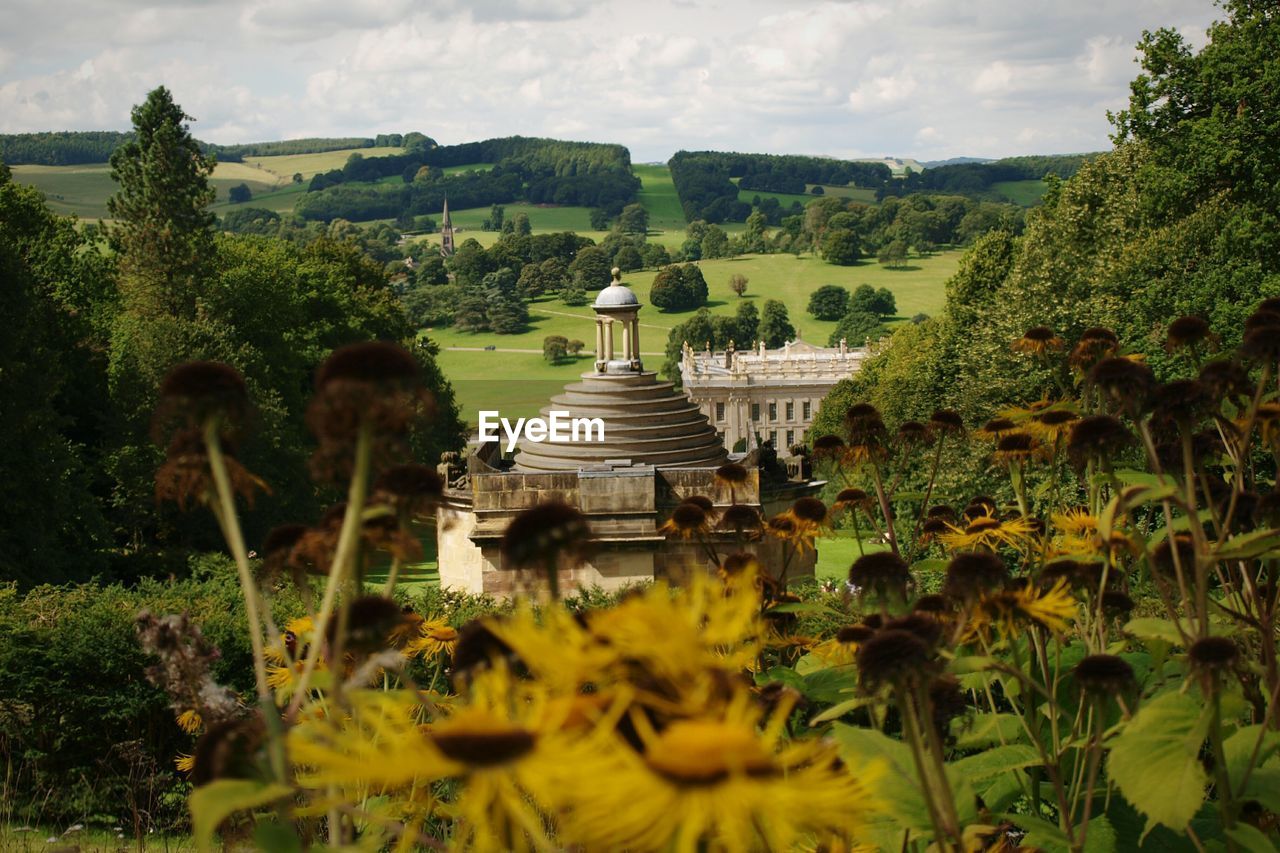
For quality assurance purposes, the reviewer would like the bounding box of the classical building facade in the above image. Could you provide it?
[436,270,823,597]
[680,337,871,452]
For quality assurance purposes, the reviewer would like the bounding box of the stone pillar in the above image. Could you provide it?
[595,319,606,371]
[621,320,631,361]
[605,319,615,361]
[631,318,641,360]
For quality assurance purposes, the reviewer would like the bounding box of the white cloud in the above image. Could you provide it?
[0,0,1223,160]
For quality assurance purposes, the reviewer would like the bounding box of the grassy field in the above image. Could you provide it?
[442,162,495,175]
[242,145,404,181]
[444,202,597,232]
[12,160,290,219]
[992,179,1047,206]
[428,249,960,424]
[634,163,688,233]
[736,183,879,209]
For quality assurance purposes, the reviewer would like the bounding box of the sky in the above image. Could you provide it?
[0,0,1220,163]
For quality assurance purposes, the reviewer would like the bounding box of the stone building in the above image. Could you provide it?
[437,270,822,597]
[680,337,871,453]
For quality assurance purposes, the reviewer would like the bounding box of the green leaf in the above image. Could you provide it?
[949,744,1041,781]
[1108,691,1212,833]
[253,820,303,853]
[808,695,874,724]
[1123,617,1185,647]
[1224,725,1280,793]
[1214,528,1280,561]
[191,779,293,853]
[799,666,861,704]
[832,724,934,837]
[1226,825,1278,853]
[1082,815,1117,853]
[952,712,1026,749]
[910,558,950,574]
[1239,766,1280,813]
[1111,469,1166,488]
[1002,812,1071,852]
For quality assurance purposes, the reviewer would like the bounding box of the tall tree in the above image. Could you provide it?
[758,299,795,348]
[107,86,216,319]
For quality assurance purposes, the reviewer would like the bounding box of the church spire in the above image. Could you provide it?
[440,195,455,258]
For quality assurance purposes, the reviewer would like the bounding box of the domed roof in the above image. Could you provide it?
[514,371,728,471]
[593,267,639,308]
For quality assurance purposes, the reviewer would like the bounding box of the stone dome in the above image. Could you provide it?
[514,371,728,471]
[594,283,640,308]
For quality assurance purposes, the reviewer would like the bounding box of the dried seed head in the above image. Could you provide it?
[714,462,750,486]
[1074,654,1135,695]
[849,552,911,599]
[1188,636,1238,670]
[501,501,592,569]
[913,594,949,614]
[1199,359,1253,403]
[1151,534,1197,578]
[718,504,762,532]
[1067,415,1132,463]
[154,361,250,443]
[856,629,936,689]
[791,497,827,524]
[330,595,406,656]
[882,613,943,648]
[372,464,444,513]
[929,409,965,434]
[680,494,715,514]
[836,624,876,644]
[943,552,1009,599]
[1166,316,1211,350]
[191,714,267,787]
[1088,357,1155,411]
[834,488,870,507]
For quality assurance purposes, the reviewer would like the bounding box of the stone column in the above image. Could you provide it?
[621,320,631,361]
[595,319,606,371]
[605,318,615,361]
[631,318,641,360]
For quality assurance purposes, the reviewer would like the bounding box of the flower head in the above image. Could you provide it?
[1074,654,1135,696]
[661,502,711,540]
[848,552,911,600]
[1012,326,1063,354]
[1167,315,1211,351]
[501,501,592,569]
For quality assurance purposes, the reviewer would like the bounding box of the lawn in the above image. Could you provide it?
[242,145,405,181]
[736,183,879,209]
[429,249,961,424]
[634,163,688,233]
[12,161,288,220]
[442,162,495,175]
[991,179,1047,206]
[443,202,598,233]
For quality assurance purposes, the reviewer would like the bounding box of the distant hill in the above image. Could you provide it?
[0,131,423,166]
[920,157,994,168]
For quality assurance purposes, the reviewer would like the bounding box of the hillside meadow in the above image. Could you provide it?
[428,249,961,425]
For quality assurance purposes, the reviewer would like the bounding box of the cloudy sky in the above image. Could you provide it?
[0,0,1219,162]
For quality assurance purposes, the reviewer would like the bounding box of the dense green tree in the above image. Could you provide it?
[543,334,569,363]
[483,267,528,334]
[849,284,897,317]
[877,239,909,268]
[448,238,496,287]
[404,282,462,326]
[482,203,505,231]
[228,182,251,203]
[415,254,449,286]
[561,279,588,306]
[743,209,768,253]
[807,284,849,320]
[569,245,613,289]
[589,208,612,230]
[512,212,532,236]
[107,86,216,319]
[617,203,649,234]
[649,264,709,312]
[758,299,795,348]
[733,300,759,345]
[828,309,886,347]
[820,228,861,265]
[641,242,671,269]
[613,244,643,272]
[700,224,730,259]
[0,167,113,583]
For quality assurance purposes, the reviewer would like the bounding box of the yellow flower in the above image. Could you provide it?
[964,579,1077,642]
[484,604,618,694]
[1052,507,1098,538]
[405,618,459,659]
[554,690,883,852]
[176,709,202,734]
[174,753,195,774]
[938,514,1038,553]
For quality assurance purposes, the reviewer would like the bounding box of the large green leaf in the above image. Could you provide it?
[831,724,934,840]
[1224,725,1280,794]
[1123,617,1186,647]
[1226,825,1279,853]
[191,779,293,853]
[1214,527,1280,561]
[952,712,1026,749]
[949,744,1042,781]
[1108,691,1212,834]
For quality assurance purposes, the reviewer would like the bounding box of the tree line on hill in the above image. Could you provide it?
[298,136,640,223]
[0,87,465,586]
[669,150,893,223]
[814,0,1280,499]
[878,153,1096,200]
[0,130,422,166]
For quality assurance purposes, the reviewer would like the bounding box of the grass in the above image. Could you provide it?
[242,146,405,181]
[444,202,597,233]
[736,183,879,209]
[634,163,688,233]
[814,532,882,582]
[442,162,495,175]
[991,179,1047,206]
[11,161,291,220]
[364,523,440,595]
[0,825,194,851]
[427,249,961,424]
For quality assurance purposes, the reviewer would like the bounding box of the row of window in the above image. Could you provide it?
[713,401,812,423]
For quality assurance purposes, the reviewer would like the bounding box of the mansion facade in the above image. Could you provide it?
[680,337,871,452]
